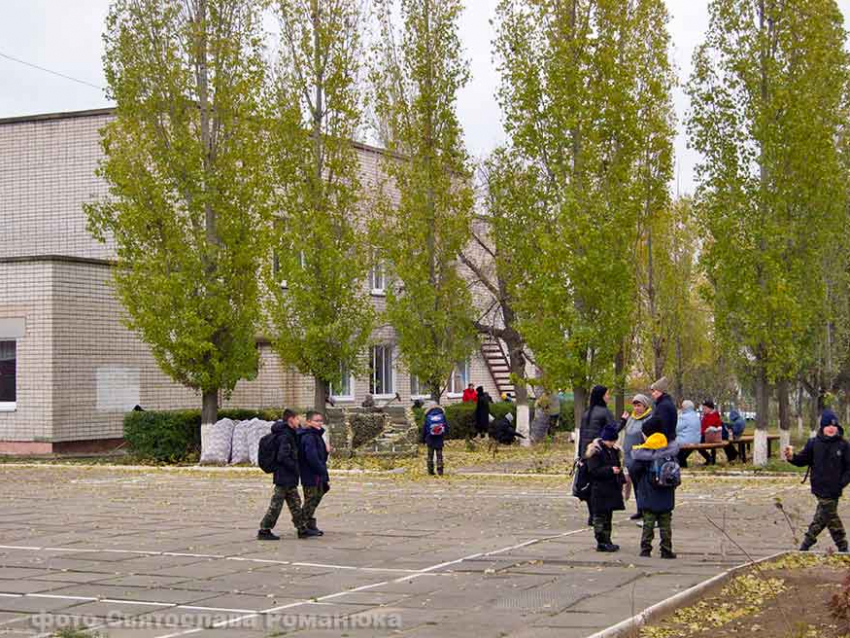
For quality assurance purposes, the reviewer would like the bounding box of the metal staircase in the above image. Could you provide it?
[480,336,515,397]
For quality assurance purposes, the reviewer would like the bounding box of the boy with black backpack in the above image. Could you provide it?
[421,402,448,476]
[628,431,681,558]
[258,409,317,540]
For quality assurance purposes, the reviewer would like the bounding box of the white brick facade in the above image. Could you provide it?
[0,109,501,452]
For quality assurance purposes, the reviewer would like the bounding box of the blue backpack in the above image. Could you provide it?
[650,455,681,488]
[426,410,447,436]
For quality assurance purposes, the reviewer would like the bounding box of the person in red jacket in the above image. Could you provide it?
[700,399,738,463]
[462,383,477,403]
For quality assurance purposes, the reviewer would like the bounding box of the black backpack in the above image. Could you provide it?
[258,432,282,473]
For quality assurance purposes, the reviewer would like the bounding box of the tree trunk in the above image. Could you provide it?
[202,389,218,427]
[573,385,587,458]
[314,377,330,416]
[796,383,804,438]
[777,380,790,454]
[614,347,625,418]
[753,365,769,466]
[810,387,820,438]
[508,343,530,446]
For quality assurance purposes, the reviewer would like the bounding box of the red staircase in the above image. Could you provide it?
[481,336,515,397]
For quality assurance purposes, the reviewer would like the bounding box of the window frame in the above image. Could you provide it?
[369,345,395,398]
[369,260,387,296]
[410,374,430,401]
[446,360,471,398]
[330,362,355,402]
[0,340,17,412]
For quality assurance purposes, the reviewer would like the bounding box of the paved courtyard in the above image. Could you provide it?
[0,464,830,638]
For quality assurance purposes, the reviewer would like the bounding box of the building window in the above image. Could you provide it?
[369,260,386,295]
[410,374,428,399]
[447,360,471,396]
[330,363,354,401]
[370,345,394,396]
[0,341,15,411]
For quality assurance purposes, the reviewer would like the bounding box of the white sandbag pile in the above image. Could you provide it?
[248,419,273,466]
[229,418,254,464]
[199,418,236,465]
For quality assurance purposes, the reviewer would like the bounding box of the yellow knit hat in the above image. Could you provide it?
[635,433,668,450]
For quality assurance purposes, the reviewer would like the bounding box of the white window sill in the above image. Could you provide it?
[411,394,431,401]
[370,289,386,296]
[446,393,463,399]
[331,396,354,403]
[0,402,16,412]
[372,393,397,401]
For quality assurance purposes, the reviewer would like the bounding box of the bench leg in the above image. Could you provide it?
[738,442,747,464]
[711,448,717,465]
[767,438,773,459]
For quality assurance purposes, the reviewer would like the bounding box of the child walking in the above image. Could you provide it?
[786,409,850,552]
[586,425,626,552]
[421,402,448,476]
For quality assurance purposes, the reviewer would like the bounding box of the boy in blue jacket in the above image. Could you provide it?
[421,401,448,476]
[297,410,330,538]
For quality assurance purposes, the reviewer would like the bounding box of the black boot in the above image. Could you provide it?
[660,549,677,559]
[298,528,322,539]
[257,529,279,541]
[308,518,324,536]
[800,537,815,552]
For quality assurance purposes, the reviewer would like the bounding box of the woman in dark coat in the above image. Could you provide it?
[576,385,617,524]
[578,385,617,456]
[474,386,491,438]
[585,425,626,552]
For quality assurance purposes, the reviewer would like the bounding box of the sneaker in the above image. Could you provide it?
[596,543,619,553]
[837,543,848,553]
[257,529,279,541]
[640,549,652,558]
[660,550,677,559]
[297,528,322,539]
[629,512,643,521]
[800,539,815,552]
[307,523,325,536]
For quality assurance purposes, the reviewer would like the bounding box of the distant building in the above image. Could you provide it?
[0,108,509,454]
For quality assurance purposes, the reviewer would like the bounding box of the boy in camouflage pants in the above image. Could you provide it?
[786,409,850,552]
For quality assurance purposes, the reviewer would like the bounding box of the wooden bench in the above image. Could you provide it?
[679,434,781,465]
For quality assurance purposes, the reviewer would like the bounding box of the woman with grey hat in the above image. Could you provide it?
[621,394,653,521]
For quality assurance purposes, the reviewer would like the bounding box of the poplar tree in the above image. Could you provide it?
[688,0,849,463]
[370,0,477,402]
[86,0,269,427]
[264,0,374,413]
[494,0,676,426]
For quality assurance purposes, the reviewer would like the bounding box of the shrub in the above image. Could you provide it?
[124,408,285,462]
[350,413,387,448]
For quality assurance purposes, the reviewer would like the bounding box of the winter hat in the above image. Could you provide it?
[650,377,669,393]
[821,409,839,428]
[632,393,651,408]
[600,425,619,441]
[701,399,716,410]
[635,432,668,450]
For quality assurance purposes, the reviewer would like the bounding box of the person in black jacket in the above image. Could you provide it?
[298,411,331,539]
[577,385,618,525]
[258,409,313,540]
[641,377,677,442]
[786,409,850,552]
[474,387,491,438]
[586,425,626,552]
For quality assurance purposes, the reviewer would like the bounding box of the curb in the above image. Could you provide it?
[584,550,791,638]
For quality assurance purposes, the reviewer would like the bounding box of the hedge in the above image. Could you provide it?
[124,408,283,462]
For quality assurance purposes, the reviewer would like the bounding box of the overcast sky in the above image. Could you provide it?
[2,1,850,195]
